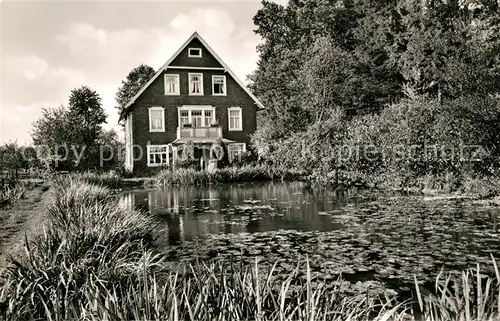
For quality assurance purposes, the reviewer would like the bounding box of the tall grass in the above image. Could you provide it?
[74,258,409,321]
[0,181,26,209]
[148,165,305,186]
[0,177,159,320]
[415,256,500,321]
[64,171,123,188]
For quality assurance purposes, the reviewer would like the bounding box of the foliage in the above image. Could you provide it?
[176,158,200,171]
[253,92,500,193]
[98,129,124,171]
[251,0,500,190]
[67,86,107,170]
[230,149,259,167]
[31,87,118,172]
[115,64,156,123]
[210,140,225,161]
[0,142,38,178]
[180,140,195,161]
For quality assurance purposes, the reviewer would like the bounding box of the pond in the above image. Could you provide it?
[121,181,500,293]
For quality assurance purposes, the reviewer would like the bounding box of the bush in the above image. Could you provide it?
[230,150,258,167]
[253,94,500,192]
[176,158,200,170]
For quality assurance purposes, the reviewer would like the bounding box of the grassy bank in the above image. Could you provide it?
[147,165,305,186]
[1,177,499,320]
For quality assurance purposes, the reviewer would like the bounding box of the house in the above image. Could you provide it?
[119,31,264,175]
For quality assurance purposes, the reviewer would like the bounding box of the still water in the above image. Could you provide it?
[122,181,500,286]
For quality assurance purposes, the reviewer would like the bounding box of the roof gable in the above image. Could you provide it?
[119,31,264,121]
[169,38,224,68]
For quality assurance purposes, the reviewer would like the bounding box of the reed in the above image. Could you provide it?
[149,165,305,186]
[62,171,123,188]
[0,177,159,321]
[414,255,500,321]
[0,181,26,209]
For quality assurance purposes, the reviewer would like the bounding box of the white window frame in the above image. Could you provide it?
[228,143,246,163]
[212,75,227,96]
[188,47,202,58]
[147,145,169,167]
[228,107,242,131]
[164,74,180,95]
[188,73,204,96]
[149,107,165,132]
[177,105,216,128]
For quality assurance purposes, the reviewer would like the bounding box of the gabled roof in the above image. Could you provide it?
[119,31,264,122]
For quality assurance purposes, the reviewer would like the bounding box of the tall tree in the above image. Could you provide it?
[32,87,108,171]
[68,86,107,169]
[115,64,156,124]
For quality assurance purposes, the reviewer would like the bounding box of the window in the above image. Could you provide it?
[191,110,203,127]
[188,48,202,57]
[164,74,179,95]
[189,73,203,95]
[204,110,213,127]
[228,107,242,131]
[180,110,189,127]
[178,106,216,128]
[149,107,165,132]
[147,145,169,167]
[212,75,226,96]
[228,144,246,163]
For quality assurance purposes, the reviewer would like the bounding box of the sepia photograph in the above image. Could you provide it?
[1,0,500,320]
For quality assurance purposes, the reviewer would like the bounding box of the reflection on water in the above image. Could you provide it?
[122,182,354,244]
[122,181,500,287]
[121,181,500,253]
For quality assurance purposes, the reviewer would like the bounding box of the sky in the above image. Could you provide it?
[0,0,285,145]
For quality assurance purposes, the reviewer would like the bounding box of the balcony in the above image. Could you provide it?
[177,126,223,140]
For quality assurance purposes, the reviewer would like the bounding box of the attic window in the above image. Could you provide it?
[188,48,202,57]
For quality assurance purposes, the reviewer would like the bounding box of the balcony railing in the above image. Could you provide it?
[177,126,223,139]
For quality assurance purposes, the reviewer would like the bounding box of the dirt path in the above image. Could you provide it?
[0,183,52,269]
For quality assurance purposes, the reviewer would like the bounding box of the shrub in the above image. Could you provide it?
[230,150,259,167]
[176,158,200,170]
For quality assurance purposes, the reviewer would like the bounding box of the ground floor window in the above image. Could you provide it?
[147,145,169,167]
[228,143,246,163]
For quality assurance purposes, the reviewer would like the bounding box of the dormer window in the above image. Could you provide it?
[188,48,202,57]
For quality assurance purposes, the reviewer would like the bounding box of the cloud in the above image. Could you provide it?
[55,7,258,81]
[169,8,235,35]
[2,55,89,106]
[7,55,49,81]
[3,55,87,85]
[1,101,61,144]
